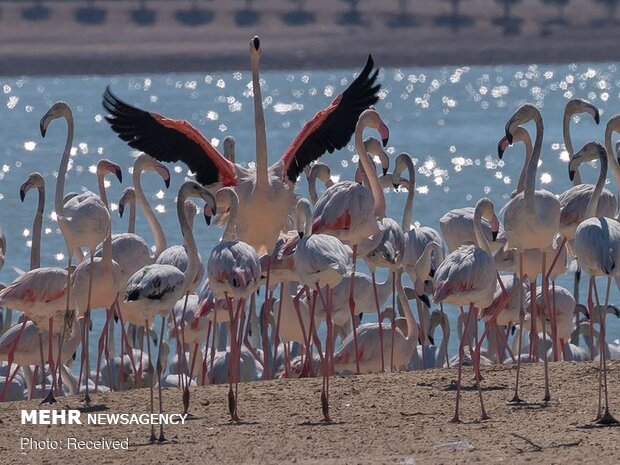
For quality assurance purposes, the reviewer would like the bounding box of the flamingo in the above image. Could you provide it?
[573,141,620,424]
[294,198,351,422]
[207,187,261,421]
[94,154,172,289]
[312,108,390,373]
[39,102,111,401]
[393,152,446,353]
[501,103,561,404]
[0,171,72,402]
[123,180,216,442]
[562,98,601,186]
[433,197,500,423]
[102,37,380,255]
[333,253,433,373]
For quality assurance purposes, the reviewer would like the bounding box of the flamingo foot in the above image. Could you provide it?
[506,395,525,405]
[158,433,167,443]
[595,409,619,425]
[149,432,157,444]
[321,390,331,423]
[40,391,57,405]
[542,392,551,403]
[182,386,190,416]
[450,414,462,424]
[82,393,92,406]
[480,412,490,421]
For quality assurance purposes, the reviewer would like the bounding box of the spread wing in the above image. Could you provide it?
[280,55,381,183]
[102,86,236,187]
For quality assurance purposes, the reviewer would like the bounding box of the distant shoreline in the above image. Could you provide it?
[0,0,619,76]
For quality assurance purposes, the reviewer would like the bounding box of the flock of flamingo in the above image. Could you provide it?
[0,36,619,442]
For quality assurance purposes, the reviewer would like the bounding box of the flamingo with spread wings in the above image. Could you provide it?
[102,36,380,255]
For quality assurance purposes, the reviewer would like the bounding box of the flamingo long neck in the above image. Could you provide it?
[308,172,320,206]
[97,170,109,209]
[604,124,620,214]
[127,196,136,234]
[31,184,45,270]
[563,111,582,186]
[354,119,386,219]
[524,113,544,215]
[400,157,416,231]
[54,112,74,217]
[395,272,418,348]
[415,242,440,280]
[585,150,608,219]
[251,55,268,188]
[133,167,167,257]
[101,225,113,273]
[299,200,313,237]
[473,206,493,255]
[177,191,198,293]
[222,190,239,242]
[515,134,533,195]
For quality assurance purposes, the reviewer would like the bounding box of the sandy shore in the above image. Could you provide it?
[1,361,619,464]
[1,0,620,76]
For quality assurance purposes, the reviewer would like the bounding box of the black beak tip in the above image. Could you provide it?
[492,231,499,241]
[40,124,46,138]
[205,215,212,226]
[19,189,25,202]
[381,138,389,147]
[497,143,505,159]
[115,169,123,183]
[164,178,171,189]
[382,167,388,176]
[252,36,260,51]
[429,268,436,278]
[118,205,125,218]
[569,169,575,182]
[419,294,431,307]
[392,183,399,190]
[298,231,304,239]
[594,111,600,125]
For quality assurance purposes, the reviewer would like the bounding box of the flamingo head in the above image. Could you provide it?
[179,181,216,228]
[359,109,390,147]
[570,141,606,182]
[476,197,499,241]
[363,136,390,175]
[98,159,123,184]
[392,152,413,189]
[118,187,135,218]
[505,104,540,145]
[250,36,261,60]
[19,172,44,202]
[223,135,236,163]
[565,98,600,125]
[40,101,72,137]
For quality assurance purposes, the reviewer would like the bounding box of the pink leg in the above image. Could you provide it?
[347,244,361,373]
[452,306,474,423]
[371,270,385,372]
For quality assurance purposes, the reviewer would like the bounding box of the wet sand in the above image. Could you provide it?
[1,361,619,464]
[0,0,619,76]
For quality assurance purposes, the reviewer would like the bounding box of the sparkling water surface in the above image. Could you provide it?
[1,62,619,361]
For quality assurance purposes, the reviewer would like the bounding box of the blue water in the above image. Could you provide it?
[1,62,619,362]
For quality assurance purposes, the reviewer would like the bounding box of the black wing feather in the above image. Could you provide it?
[285,55,381,183]
[102,86,221,186]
